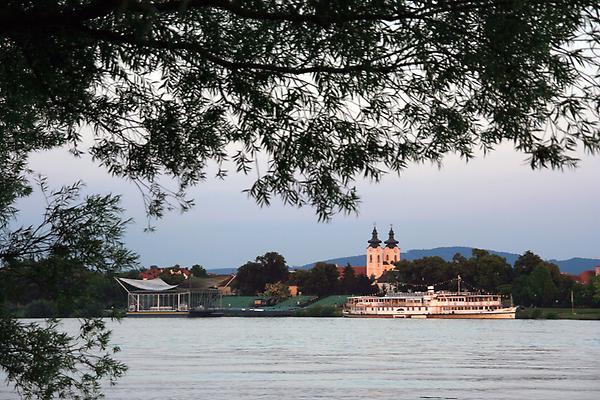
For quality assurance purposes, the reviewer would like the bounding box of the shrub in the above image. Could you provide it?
[73,301,105,318]
[24,300,57,318]
[530,308,543,319]
[295,305,341,317]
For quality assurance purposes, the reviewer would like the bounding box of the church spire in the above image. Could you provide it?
[368,227,382,248]
[384,226,399,248]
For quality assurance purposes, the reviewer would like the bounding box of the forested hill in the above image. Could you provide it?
[294,247,600,275]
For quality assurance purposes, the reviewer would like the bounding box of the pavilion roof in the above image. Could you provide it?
[117,277,179,291]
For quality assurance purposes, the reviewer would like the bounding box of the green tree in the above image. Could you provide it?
[0,181,134,398]
[514,251,545,276]
[190,264,208,278]
[4,1,600,396]
[302,263,340,297]
[511,251,577,307]
[288,269,311,290]
[235,261,265,296]
[460,249,513,292]
[354,275,378,296]
[256,252,290,284]
[527,265,560,307]
[2,1,600,221]
[339,264,357,294]
[234,252,289,295]
[159,269,186,286]
[592,276,600,303]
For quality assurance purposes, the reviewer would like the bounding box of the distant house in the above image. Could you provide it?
[217,274,237,295]
[287,285,299,297]
[139,266,162,280]
[565,266,600,285]
[336,265,367,277]
[139,266,191,280]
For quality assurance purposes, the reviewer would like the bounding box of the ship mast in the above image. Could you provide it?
[457,275,462,293]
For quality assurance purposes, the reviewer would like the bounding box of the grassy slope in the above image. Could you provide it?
[517,308,600,320]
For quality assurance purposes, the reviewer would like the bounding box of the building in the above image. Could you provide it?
[336,265,367,277]
[366,227,400,278]
[139,266,191,280]
[564,266,600,285]
[575,266,600,285]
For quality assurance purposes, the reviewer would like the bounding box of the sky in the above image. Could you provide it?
[15,142,600,270]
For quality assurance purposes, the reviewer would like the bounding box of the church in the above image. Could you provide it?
[340,227,401,279]
[366,227,400,278]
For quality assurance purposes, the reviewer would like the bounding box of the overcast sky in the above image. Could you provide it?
[16,142,600,269]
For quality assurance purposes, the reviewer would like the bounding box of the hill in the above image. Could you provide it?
[293,246,599,275]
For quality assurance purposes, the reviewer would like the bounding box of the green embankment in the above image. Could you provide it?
[221,296,600,320]
[221,295,317,310]
[293,295,349,317]
[517,307,600,320]
[307,295,349,308]
[221,296,256,309]
[265,296,316,310]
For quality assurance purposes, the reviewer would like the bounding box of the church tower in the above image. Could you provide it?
[366,227,383,278]
[383,227,400,274]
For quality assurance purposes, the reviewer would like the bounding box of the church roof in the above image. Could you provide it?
[384,227,399,248]
[368,227,382,248]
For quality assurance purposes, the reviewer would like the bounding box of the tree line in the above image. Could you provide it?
[0,260,210,318]
[387,250,600,308]
[233,252,377,297]
[233,249,600,308]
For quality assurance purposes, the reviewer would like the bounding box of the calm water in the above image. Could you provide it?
[2,318,600,399]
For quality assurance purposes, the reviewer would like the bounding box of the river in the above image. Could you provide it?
[2,318,600,399]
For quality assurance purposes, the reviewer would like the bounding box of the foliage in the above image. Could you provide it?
[234,252,289,295]
[0,317,127,400]
[2,1,600,221]
[295,305,341,318]
[0,256,127,317]
[388,248,594,308]
[190,264,208,278]
[338,264,377,295]
[0,179,137,271]
[263,282,291,302]
[593,276,600,303]
[3,1,600,396]
[517,307,600,320]
[158,269,186,286]
[511,252,575,307]
[297,262,340,297]
[391,250,514,293]
[22,300,57,319]
[0,181,136,398]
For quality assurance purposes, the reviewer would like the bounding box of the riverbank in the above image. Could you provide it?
[517,307,600,320]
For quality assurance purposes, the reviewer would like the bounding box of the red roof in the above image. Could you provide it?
[139,267,162,280]
[337,265,367,277]
[139,266,191,280]
[578,270,596,285]
[565,269,599,285]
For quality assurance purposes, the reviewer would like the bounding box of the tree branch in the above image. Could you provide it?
[79,25,425,74]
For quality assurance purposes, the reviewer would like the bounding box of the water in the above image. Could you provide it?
[2,318,600,399]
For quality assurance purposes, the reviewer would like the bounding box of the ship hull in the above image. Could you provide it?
[343,308,517,319]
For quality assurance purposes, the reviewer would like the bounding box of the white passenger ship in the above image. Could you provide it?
[344,281,516,319]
